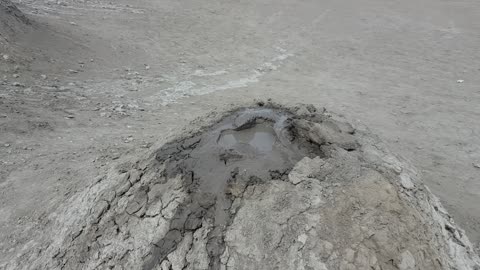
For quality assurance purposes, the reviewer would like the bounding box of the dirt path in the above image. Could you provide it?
[1,0,479,263]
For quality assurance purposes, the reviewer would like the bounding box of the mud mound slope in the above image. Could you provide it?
[5,102,480,270]
[0,0,31,41]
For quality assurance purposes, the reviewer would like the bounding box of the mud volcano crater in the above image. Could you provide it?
[149,107,334,269]
[27,103,479,270]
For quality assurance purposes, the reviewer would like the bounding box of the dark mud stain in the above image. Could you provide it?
[143,108,324,269]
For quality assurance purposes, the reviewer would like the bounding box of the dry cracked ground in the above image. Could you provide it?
[1,0,480,269]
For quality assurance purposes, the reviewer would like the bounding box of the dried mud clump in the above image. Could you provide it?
[6,103,480,270]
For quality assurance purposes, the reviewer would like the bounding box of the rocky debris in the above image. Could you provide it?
[4,102,480,270]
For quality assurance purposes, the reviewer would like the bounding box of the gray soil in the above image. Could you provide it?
[1,0,480,268]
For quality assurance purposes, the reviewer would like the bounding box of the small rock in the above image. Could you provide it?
[145,65,150,70]
[140,142,153,148]
[473,163,480,169]
[68,69,78,74]
[65,115,75,119]
[344,248,355,262]
[11,82,24,87]
[145,200,163,217]
[456,79,464,83]
[40,74,47,80]
[398,250,416,270]
[103,190,116,203]
[400,173,414,190]
[91,200,109,223]
[297,234,308,245]
[4,144,10,147]
[12,74,19,78]
[111,152,121,160]
[2,54,9,61]
[69,21,77,25]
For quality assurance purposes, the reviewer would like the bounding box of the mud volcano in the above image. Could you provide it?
[148,108,324,269]
[8,103,480,270]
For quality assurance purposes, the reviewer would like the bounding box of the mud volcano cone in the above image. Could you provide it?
[9,103,480,270]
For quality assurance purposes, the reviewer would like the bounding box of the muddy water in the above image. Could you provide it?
[218,123,276,153]
[184,109,310,226]
[157,108,314,225]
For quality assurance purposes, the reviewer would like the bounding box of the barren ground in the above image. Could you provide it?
[0,0,479,264]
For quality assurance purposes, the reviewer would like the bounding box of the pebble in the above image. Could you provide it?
[400,173,414,190]
[40,74,47,80]
[473,163,480,169]
[124,136,134,143]
[12,74,19,78]
[398,250,416,270]
[145,65,150,70]
[69,22,77,25]
[68,69,78,74]
[4,144,10,147]
[140,142,153,148]
[11,82,24,87]
[457,79,464,83]
[297,234,308,245]
[2,54,9,61]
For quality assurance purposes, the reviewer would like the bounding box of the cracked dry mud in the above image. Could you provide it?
[6,103,480,270]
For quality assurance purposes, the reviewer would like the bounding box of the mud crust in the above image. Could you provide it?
[3,102,480,270]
